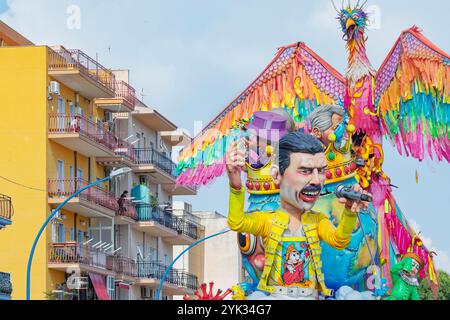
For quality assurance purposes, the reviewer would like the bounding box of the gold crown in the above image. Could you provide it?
[245,159,280,195]
[324,124,358,184]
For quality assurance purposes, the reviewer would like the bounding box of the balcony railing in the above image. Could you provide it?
[48,47,116,92]
[176,218,199,241]
[113,256,137,277]
[49,243,114,271]
[48,178,119,212]
[115,80,136,109]
[117,199,138,220]
[49,113,118,153]
[134,204,198,240]
[137,261,198,291]
[0,194,12,222]
[135,204,175,227]
[116,139,137,163]
[134,148,177,177]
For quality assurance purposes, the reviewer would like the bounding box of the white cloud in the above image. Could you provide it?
[409,220,450,274]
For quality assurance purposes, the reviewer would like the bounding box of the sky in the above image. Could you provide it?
[1,0,449,272]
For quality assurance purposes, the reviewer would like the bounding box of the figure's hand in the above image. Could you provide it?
[338,184,371,213]
[226,140,247,190]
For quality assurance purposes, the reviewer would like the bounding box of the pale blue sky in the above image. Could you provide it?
[1,0,449,271]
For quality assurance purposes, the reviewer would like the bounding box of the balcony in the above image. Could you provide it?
[115,199,138,225]
[163,183,198,196]
[0,272,12,300]
[95,80,137,112]
[0,194,12,229]
[48,46,116,99]
[48,178,118,218]
[113,256,137,280]
[160,130,192,148]
[97,138,136,168]
[136,261,198,295]
[133,205,179,238]
[48,114,118,158]
[48,242,115,276]
[133,148,177,184]
[132,204,198,245]
[166,216,199,245]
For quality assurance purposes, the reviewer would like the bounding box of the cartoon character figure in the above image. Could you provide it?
[226,131,371,300]
[283,244,305,285]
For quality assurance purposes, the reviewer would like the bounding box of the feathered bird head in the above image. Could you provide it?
[334,1,369,41]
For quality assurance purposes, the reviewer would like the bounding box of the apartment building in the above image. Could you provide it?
[173,208,244,300]
[0,21,201,300]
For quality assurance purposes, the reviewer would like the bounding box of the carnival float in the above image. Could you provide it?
[178,1,449,300]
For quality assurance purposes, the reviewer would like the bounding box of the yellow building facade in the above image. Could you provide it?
[0,43,112,299]
[0,22,203,300]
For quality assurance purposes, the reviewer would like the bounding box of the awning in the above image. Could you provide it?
[89,273,110,300]
[115,280,131,290]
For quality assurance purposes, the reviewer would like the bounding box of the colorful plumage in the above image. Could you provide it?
[176,1,447,290]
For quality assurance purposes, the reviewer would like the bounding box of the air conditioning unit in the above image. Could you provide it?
[49,81,60,95]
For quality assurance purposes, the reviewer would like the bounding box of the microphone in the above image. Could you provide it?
[335,184,372,202]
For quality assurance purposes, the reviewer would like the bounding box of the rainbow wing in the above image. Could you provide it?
[375,26,450,162]
[177,42,346,187]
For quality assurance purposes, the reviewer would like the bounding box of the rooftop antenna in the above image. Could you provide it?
[140,88,146,102]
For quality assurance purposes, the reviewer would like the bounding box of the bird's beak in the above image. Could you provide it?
[346,18,356,30]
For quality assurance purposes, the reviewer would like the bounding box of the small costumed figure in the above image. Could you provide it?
[385,253,424,300]
[282,244,305,285]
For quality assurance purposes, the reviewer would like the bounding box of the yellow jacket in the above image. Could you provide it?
[228,186,358,296]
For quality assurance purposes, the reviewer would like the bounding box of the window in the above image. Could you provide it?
[57,160,64,192]
[69,102,75,118]
[139,175,148,186]
[77,169,84,180]
[77,230,85,244]
[52,222,57,243]
[57,98,65,130]
[57,223,65,243]
[107,276,115,300]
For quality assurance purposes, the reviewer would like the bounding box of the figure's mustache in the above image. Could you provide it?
[301,185,322,193]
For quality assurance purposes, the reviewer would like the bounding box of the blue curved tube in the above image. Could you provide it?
[26,176,111,300]
[156,228,231,300]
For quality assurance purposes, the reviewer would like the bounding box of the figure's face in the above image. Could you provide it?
[338,7,368,40]
[313,113,344,146]
[288,250,301,264]
[410,259,421,277]
[279,152,327,212]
